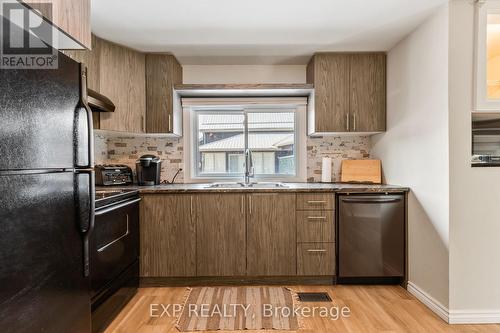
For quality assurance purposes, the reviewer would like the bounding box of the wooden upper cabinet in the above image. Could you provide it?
[140,194,196,277]
[307,52,386,134]
[99,39,146,133]
[21,0,91,49]
[307,54,350,133]
[146,54,183,134]
[350,54,386,132]
[127,50,147,133]
[194,194,246,277]
[65,36,146,132]
[62,35,100,90]
[65,37,185,134]
[247,194,296,276]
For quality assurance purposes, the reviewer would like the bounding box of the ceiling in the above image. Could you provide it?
[91,0,448,65]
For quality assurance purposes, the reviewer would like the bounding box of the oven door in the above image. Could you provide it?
[91,198,140,297]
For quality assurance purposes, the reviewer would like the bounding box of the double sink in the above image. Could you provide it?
[204,182,289,189]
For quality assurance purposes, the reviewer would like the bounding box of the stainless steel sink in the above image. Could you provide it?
[250,182,288,188]
[204,183,246,188]
[204,182,288,189]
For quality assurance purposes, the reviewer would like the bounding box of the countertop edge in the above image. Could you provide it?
[98,183,410,194]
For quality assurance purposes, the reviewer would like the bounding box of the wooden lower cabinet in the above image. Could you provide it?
[246,193,296,276]
[140,192,335,280]
[194,194,246,276]
[140,194,196,277]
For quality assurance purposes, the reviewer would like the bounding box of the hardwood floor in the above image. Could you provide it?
[104,285,500,333]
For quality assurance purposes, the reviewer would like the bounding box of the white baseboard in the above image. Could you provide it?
[407,281,449,323]
[448,310,500,324]
[407,282,500,324]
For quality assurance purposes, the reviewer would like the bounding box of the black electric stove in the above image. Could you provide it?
[92,188,140,333]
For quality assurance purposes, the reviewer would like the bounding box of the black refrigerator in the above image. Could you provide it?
[0,52,94,332]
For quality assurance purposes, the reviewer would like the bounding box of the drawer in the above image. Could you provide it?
[296,193,334,211]
[297,243,335,276]
[297,211,335,242]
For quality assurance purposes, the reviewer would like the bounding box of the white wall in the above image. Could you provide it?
[182,65,306,84]
[371,5,450,308]
[449,0,500,317]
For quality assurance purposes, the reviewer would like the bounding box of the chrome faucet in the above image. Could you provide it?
[244,148,254,186]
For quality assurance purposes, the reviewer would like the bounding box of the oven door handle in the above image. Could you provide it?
[95,198,141,216]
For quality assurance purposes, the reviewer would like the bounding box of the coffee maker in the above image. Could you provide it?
[136,155,161,186]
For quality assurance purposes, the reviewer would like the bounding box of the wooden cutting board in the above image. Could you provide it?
[341,159,382,184]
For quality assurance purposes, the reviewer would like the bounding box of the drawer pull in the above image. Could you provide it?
[307,249,327,253]
[307,216,327,220]
[307,200,326,204]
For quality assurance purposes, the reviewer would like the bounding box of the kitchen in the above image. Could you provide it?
[1,0,500,332]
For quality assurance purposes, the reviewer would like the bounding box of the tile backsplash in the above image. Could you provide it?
[94,132,371,183]
[95,133,184,183]
[306,136,370,182]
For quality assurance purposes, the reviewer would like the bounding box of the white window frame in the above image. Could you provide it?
[474,0,500,111]
[182,98,307,183]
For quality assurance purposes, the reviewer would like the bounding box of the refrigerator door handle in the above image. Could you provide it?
[75,169,95,277]
[76,65,94,169]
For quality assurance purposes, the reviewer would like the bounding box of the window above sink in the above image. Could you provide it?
[182,97,308,183]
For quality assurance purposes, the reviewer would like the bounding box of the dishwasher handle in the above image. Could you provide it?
[341,197,402,204]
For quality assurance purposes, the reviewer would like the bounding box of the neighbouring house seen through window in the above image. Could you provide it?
[194,109,296,178]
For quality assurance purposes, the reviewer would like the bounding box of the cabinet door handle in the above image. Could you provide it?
[141,115,145,132]
[346,112,350,131]
[307,200,326,204]
[353,113,356,132]
[168,114,172,132]
[307,216,327,220]
[249,196,252,215]
[241,196,244,215]
[307,249,327,253]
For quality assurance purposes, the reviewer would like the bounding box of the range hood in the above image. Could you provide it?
[87,89,115,113]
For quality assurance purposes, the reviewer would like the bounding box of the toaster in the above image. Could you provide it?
[95,164,133,186]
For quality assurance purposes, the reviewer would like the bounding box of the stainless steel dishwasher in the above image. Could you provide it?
[338,194,405,282]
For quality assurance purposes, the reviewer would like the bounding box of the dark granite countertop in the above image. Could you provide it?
[97,183,409,194]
